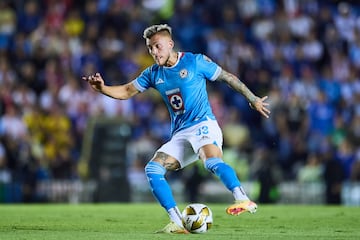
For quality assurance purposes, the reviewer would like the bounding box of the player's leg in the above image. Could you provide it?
[144,139,189,233]
[199,144,245,198]
[199,144,257,215]
[191,119,257,215]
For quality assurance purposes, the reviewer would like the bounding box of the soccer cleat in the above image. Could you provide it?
[155,221,190,234]
[226,200,258,216]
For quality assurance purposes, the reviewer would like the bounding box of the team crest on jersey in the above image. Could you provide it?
[179,69,188,78]
[165,88,185,115]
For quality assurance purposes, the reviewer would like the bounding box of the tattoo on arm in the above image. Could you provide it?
[217,70,257,103]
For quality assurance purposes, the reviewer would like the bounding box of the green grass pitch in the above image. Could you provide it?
[0,203,359,240]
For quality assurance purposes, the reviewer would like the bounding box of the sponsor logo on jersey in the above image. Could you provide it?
[165,88,185,115]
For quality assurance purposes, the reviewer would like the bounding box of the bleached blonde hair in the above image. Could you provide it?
[143,24,172,39]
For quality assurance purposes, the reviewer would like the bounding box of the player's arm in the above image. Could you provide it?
[216,69,270,118]
[83,72,140,100]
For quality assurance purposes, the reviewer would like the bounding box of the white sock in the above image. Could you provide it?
[232,186,249,201]
[168,206,183,227]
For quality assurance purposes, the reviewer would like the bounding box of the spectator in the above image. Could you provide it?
[0,142,11,184]
[17,0,42,35]
[323,148,345,204]
[297,153,323,183]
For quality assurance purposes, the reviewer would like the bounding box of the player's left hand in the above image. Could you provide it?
[249,96,270,118]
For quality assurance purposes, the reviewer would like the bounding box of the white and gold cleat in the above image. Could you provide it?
[155,221,190,234]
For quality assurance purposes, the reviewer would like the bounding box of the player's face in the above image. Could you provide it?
[146,33,174,66]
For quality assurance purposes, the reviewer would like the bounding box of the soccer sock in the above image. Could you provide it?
[232,186,249,201]
[204,157,249,201]
[167,206,184,227]
[144,161,183,226]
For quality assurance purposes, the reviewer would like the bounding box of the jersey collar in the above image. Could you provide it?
[164,52,183,69]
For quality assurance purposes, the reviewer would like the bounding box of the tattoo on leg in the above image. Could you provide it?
[164,162,180,171]
[156,152,169,166]
[154,152,180,171]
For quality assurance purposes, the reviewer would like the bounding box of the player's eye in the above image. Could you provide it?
[156,44,162,50]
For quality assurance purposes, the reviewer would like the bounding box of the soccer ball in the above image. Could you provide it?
[182,203,213,233]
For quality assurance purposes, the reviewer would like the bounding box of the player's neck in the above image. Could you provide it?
[165,51,178,67]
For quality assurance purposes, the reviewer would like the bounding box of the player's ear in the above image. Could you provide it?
[169,39,174,49]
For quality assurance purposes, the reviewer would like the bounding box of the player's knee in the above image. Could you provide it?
[151,152,181,171]
[144,161,166,177]
[204,157,224,173]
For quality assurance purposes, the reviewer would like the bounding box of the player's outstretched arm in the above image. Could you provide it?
[82,72,140,100]
[216,69,271,118]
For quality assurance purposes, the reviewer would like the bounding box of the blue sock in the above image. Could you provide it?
[145,161,176,211]
[204,157,241,191]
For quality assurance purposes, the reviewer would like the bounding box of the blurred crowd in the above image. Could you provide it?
[0,0,360,203]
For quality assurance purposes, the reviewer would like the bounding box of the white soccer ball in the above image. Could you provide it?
[182,203,213,233]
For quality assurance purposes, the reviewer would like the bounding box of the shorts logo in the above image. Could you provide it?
[200,135,210,141]
[166,88,185,115]
[179,69,188,78]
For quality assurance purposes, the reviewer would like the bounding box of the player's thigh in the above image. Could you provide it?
[153,136,190,170]
[198,144,222,161]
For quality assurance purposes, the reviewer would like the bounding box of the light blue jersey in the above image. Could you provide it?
[133,52,222,136]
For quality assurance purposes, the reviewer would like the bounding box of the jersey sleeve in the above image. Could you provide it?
[196,54,222,81]
[132,67,153,92]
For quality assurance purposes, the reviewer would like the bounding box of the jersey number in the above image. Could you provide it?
[196,126,209,136]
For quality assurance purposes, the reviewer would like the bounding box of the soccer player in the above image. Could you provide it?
[84,24,270,234]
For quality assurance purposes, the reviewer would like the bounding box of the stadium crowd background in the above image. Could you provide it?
[0,0,360,204]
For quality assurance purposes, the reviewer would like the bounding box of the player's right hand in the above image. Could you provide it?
[250,96,270,118]
[82,73,104,92]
